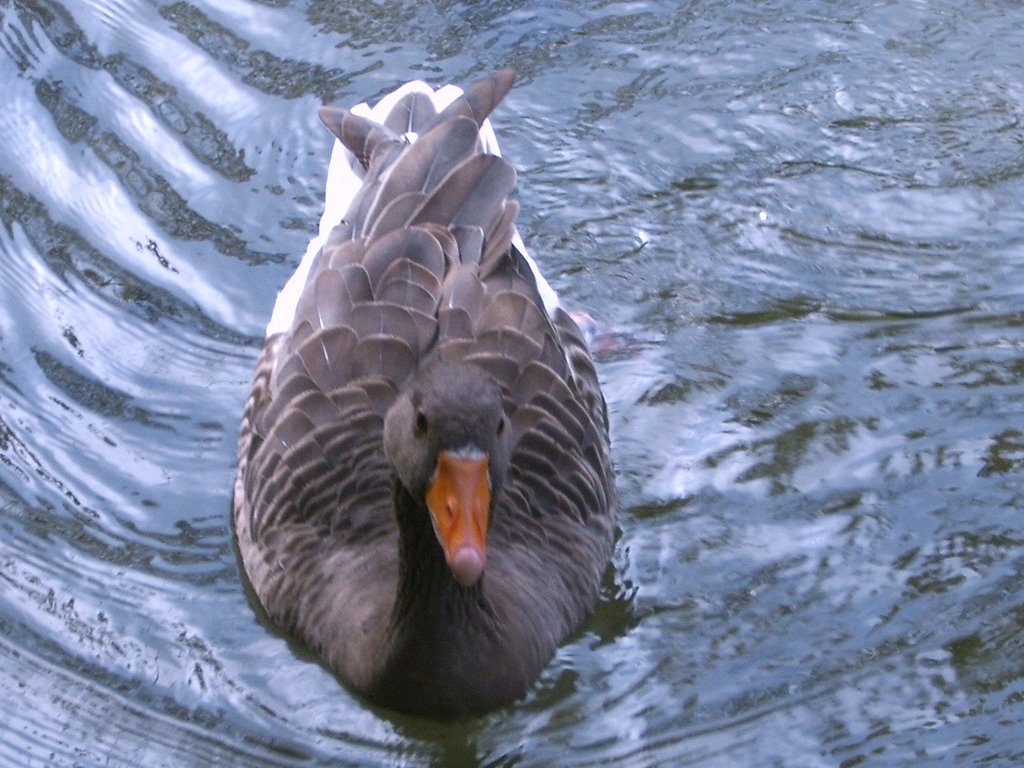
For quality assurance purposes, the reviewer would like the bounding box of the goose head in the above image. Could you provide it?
[383,361,510,587]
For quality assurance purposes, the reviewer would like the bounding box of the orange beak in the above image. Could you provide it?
[425,451,491,587]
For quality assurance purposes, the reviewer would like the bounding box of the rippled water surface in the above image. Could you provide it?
[2,1,1023,766]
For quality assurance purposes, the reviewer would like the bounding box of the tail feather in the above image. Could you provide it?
[433,68,516,131]
[266,71,558,340]
[382,90,439,136]
[317,106,397,170]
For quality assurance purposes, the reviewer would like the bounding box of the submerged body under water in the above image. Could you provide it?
[1,1,1023,766]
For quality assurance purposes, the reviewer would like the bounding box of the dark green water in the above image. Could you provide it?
[1,1,1022,765]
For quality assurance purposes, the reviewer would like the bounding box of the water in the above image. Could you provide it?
[1,1,1022,765]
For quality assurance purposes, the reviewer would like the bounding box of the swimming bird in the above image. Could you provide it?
[233,70,616,716]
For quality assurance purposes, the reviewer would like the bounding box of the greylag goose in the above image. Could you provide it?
[234,70,616,716]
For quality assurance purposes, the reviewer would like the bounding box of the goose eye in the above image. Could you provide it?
[414,411,428,436]
[496,416,505,437]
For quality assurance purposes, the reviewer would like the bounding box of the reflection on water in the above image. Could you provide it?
[1,1,1023,766]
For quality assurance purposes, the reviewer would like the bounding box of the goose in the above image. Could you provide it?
[233,70,616,716]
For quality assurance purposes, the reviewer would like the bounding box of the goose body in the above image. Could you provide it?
[234,71,616,716]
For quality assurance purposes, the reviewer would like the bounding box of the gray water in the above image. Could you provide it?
[1,1,1023,766]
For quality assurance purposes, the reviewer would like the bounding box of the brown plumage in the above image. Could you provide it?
[233,70,616,716]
